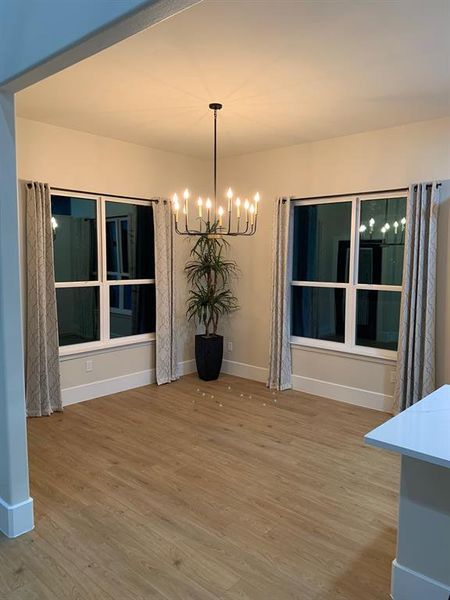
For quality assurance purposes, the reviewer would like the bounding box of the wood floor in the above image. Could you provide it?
[0,374,399,600]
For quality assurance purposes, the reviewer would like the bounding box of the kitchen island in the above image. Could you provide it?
[365,385,450,600]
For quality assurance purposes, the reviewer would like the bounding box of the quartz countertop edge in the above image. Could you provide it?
[364,384,450,470]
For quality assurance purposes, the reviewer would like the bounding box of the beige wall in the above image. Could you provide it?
[219,117,450,410]
[16,117,209,392]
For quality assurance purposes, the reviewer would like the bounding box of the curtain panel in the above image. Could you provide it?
[153,199,178,384]
[26,182,62,416]
[394,182,440,412]
[268,197,292,390]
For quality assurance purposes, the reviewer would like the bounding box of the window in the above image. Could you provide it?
[290,193,407,359]
[51,192,155,354]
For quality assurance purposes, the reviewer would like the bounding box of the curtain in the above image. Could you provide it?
[153,199,178,384]
[26,182,62,416]
[268,197,292,390]
[394,182,440,412]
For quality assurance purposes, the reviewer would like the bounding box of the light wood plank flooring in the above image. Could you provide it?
[0,374,399,599]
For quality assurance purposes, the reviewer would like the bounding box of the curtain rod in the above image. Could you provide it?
[291,183,441,202]
[26,182,160,203]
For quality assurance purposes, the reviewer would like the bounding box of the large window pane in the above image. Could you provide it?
[356,290,401,350]
[56,287,100,346]
[291,286,345,342]
[109,284,155,338]
[358,197,407,285]
[292,202,351,283]
[106,202,154,280]
[51,196,98,282]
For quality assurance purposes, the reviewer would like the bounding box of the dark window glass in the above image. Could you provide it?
[292,202,351,283]
[291,286,345,343]
[51,196,98,282]
[358,197,407,285]
[109,284,155,338]
[356,290,401,350]
[105,202,154,280]
[56,287,100,346]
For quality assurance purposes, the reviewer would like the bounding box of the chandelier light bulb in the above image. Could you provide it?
[244,199,250,210]
[381,226,386,236]
[359,224,367,233]
[249,204,255,225]
[369,218,375,227]
[205,198,212,210]
[394,220,399,234]
[384,222,390,230]
[218,206,224,226]
[227,187,233,199]
[183,188,190,200]
[401,217,406,225]
[51,216,58,230]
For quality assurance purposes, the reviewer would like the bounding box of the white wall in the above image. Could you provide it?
[16,117,207,398]
[219,117,450,411]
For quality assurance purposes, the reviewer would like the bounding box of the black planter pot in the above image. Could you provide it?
[195,334,223,381]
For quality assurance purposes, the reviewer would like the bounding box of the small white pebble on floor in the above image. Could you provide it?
[249,395,252,399]
[274,399,277,403]
[202,393,206,397]
[227,386,231,390]
[240,393,244,397]
[263,403,266,406]
[196,388,200,392]
[211,395,214,399]
[219,403,223,407]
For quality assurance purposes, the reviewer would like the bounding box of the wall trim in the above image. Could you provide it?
[0,496,34,538]
[221,359,392,413]
[291,373,393,413]
[391,559,450,600]
[62,359,198,406]
[222,359,269,383]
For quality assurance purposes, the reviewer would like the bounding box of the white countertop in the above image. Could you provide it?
[365,385,450,469]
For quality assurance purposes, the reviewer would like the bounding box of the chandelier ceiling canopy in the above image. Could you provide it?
[172,103,260,237]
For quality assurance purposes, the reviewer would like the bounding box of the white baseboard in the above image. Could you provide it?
[222,359,269,383]
[0,496,34,538]
[391,559,450,600]
[291,373,393,412]
[178,359,196,377]
[221,359,391,412]
[62,360,198,406]
[62,369,156,406]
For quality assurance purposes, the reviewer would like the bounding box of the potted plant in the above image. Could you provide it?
[185,224,239,381]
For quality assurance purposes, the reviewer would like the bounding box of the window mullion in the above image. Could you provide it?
[99,197,110,343]
[345,197,358,348]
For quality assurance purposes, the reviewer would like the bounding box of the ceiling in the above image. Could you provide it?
[16,0,450,159]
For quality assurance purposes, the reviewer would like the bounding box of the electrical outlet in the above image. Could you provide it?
[227,341,233,353]
[86,360,93,373]
[390,370,396,384]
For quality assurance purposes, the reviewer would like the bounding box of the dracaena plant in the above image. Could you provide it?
[185,222,239,337]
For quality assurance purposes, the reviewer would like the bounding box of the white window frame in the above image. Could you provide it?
[52,190,156,357]
[290,191,407,361]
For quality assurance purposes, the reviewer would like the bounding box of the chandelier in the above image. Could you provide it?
[172,103,260,237]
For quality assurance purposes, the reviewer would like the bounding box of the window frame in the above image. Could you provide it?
[52,190,156,357]
[290,191,406,361]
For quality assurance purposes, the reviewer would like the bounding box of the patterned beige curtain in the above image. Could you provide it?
[268,197,292,390]
[26,182,62,416]
[394,182,440,412]
[153,199,178,384]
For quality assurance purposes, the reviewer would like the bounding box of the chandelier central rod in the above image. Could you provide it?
[209,102,222,211]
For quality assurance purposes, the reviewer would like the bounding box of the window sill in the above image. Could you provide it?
[290,338,397,365]
[59,335,155,361]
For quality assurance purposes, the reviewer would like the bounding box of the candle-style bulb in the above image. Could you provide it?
[183,188,190,200]
[218,206,224,226]
[244,199,250,210]
[249,204,255,225]
[227,187,233,200]
[205,198,212,209]
[235,197,241,218]
[172,193,179,211]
